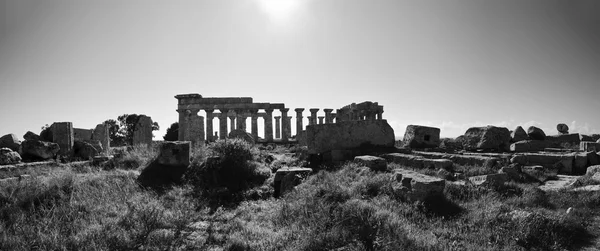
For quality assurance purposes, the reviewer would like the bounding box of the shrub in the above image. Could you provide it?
[106,144,157,170]
[185,139,269,196]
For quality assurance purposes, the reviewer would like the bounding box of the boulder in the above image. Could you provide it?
[306,120,395,154]
[510,140,548,152]
[273,167,312,198]
[228,129,255,145]
[462,126,511,152]
[0,134,21,152]
[392,169,445,202]
[23,131,41,141]
[20,140,60,160]
[402,125,440,149]
[156,141,191,166]
[511,126,528,143]
[73,140,100,160]
[527,126,546,140]
[354,155,387,171]
[468,173,509,187]
[0,148,21,165]
[556,123,569,134]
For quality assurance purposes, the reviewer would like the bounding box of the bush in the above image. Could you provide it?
[185,139,269,195]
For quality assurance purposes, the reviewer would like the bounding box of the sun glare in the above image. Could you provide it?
[255,0,303,23]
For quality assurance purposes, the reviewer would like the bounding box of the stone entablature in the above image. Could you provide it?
[336,101,383,122]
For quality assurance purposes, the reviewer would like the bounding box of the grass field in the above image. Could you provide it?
[1,141,599,250]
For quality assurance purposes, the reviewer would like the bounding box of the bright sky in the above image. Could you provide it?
[1,0,599,140]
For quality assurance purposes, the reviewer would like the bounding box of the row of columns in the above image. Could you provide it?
[179,107,384,144]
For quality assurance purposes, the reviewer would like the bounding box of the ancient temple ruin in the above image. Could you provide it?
[175,94,387,144]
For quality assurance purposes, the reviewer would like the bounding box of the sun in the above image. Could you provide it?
[255,0,303,23]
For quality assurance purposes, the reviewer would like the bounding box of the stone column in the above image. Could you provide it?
[295,108,304,136]
[309,108,319,125]
[324,109,333,124]
[228,110,236,132]
[180,110,204,146]
[177,109,187,141]
[236,109,247,131]
[205,109,214,142]
[264,108,274,141]
[281,108,290,142]
[318,116,324,124]
[92,123,110,153]
[250,109,259,141]
[377,111,383,120]
[51,122,74,156]
[274,116,281,139]
[331,113,337,123]
[219,110,228,140]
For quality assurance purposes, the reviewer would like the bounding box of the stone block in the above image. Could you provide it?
[51,122,74,156]
[20,140,60,160]
[73,140,99,160]
[580,134,595,142]
[393,169,445,202]
[587,151,599,166]
[0,134,21,152]
[510,140,548,152]
[545,133,580,148]
[273,167,312,198]
[306,120,395,154]
[469,173,509,187]
[510,153,573,174]
[354,155,387,171]
[382,153,424,168]
[402,125,440,149]
[133,115,154,146]
[581,142,600,152]
[74,128,93,141]
[23,131,41,141]
[0,148,21,165]
[92,124,110,153]
[156,141,190,166]
[527,126,546,140]
[462,126,511,152]
[573,152,588,175]
[511,126,528,143]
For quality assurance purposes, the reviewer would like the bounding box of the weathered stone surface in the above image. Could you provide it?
[581,142,600,152]
[527,126,546,140]
[511,126,528,143]
[382,153,424,168]
[23,131,41,141]
[557,123,569,134]
[586,165,600,176]
[538,175,577,191]
[469,173,508,187]
[580,134,595,142]
[306,120,395,154]
[228,129,255,145]
[573,153,588,175]
[402,125,440,149]
[462,126,511,152]
[273,167,312,198]
[510,140,548,152]
[0,134,21,152]
[545,133,580,148]
[410,151,499,168]
[74,128,93,141]
[511,153,573,174]
[572,185,600,192]
[133,115,153,146]
[354,155,387,171]
[92,124,110,153]
[156,141,190,166]
[587,151,599,167]
[392,169,445,202]
[73,140,99,160]
[51,122,74,156]
[439,138,463,151]
[20,140,60,160]
[0,148,21,165]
